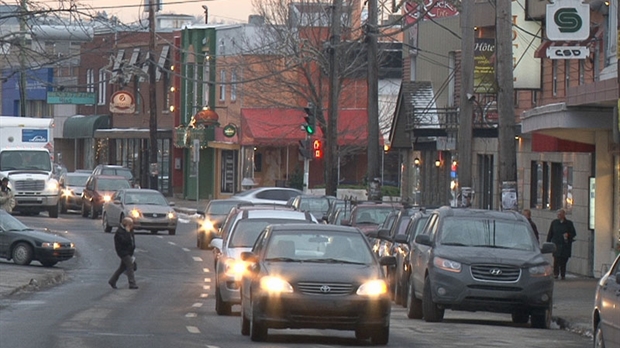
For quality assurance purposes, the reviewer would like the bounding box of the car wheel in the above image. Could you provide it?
[81,202,88,217]
[241,297,250,336]
[355,328,371,341]
[48,201,59,218]
[168,229,176,236]
[406,276,423,319]
[102,213,112,233]
[90,204,98,219]
[511,310,529,324]
[393,275,403,306]
[370,325,389,346]
[12,242,33,266]
[215,284,232,315]
[422,277,444,322]
[41,261,58,267]
[530,306,552,329]
[60,199,67,214]
[593,321,605,348]
[250,297,267,342]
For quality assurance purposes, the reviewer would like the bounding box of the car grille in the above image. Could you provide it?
[296,282,354,295]
[15,180,45,191]
[143,213,167,218]
[470,264,521,282]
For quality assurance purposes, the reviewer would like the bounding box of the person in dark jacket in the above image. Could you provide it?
[108,217,138,289]
[546,209,577,280]
[522,209,539,242]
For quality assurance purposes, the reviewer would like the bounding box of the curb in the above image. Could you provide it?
[8,270,67,297]
[553,316,593,338]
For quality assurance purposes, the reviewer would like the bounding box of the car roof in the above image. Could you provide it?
[119,188,161,194]
[433,206,526,221]
[92,175,127,180]
[67,172,91,176]
[96,165,129,169]
[269,223,361,234]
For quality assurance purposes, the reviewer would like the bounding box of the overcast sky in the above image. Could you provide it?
[79,0,256,24]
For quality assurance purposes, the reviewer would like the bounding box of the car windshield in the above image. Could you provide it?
[299,197,331,215]
[102,168,133,180]
[0,150,52,171]
[0,211,32,232]
[264,231,374,264]
[439,217,536,250]
[207,201,241,215]
[229,218,308,248]
[124,192,168,205]
[355,207,393,225]
[96,178,131,191]
[66,174,89,186]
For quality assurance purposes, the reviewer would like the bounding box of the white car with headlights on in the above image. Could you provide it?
[102,188,178,235]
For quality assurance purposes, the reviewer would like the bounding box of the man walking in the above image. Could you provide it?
[522,209,539,242]
[546,209,577,280]
[109,217,138,289]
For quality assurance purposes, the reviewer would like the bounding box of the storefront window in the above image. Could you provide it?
[220,150,237,194]
[530,161,570,211]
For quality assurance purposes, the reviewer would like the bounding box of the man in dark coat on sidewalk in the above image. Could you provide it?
[546,209,577,280]
[108,217,138,289]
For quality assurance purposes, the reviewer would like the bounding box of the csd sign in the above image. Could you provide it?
[546,0,590,41]
[546,46,589,59]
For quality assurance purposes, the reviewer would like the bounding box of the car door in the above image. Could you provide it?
[82,177,94,209]
[600,257,620,346]
[107,190,123,225]
[412,213,438,298]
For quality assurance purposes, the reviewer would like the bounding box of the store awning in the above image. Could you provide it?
[63,114,109,139]
[240,108,370,146]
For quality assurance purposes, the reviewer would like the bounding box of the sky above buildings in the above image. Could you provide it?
[80,0,256,24]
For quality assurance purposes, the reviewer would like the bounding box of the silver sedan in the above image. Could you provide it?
[102,188,178,235]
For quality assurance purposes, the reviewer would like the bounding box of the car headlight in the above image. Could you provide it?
[529,264,553,277]
[224,259,248,279]
[103,195,111,202]
[41,242,61,249]
[433,256,462,273]
[45,180,59,192]
[130,209,142,218]
[260,276,293,294]
[62,189,74,198]
[200,219,215,231]
[167,211,176,219]
[357,279,388,296]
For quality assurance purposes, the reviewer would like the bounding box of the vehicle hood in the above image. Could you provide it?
[14,229,72,243]
[4,170,52,180]
[355,224,380,235]
[125,204,174,214]
[434,246,548,267]
[264,262,382,283]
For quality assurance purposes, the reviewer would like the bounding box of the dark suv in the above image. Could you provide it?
[406,207,555,328]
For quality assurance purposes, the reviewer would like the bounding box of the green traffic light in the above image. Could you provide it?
[305,124,315,134]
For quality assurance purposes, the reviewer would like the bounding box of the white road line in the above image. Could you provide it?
[200,293,208,298]
[193,256,203,262]
[204,278,211,282]
[192,302,203,308]
[203,268,210,273]
[203,285,210,290]
[157,236,163,239]
[182,248,190,252]
[168,242,176,246]
[186,326,200,334]
[185,313,197,318]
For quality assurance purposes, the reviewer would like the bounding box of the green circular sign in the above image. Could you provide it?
[223,124,237,138]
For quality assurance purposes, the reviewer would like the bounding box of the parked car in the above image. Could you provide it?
[407,206,556,328]
[102,188,178,235]
[196,198,247,250]
[59,171,91,213]
[240,223,394,344]
[91,164,137,187]
[340,201,401,235]
[81,175,131,219]
[593,253,620,348]
[0,210,75,267]
[232,187,302,205]
[323,199,346,224]
[210,205,316,315]
[289,194,334,221]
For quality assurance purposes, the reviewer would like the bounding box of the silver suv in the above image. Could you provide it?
[408,207,556,328]
[209,206,316,315]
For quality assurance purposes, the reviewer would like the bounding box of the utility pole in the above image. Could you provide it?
[326,0,342,197]
[148,1,158,190]
[496,0,517,205]
[367,0,381,199]
[18,0,27,117]
[458,0,474,206]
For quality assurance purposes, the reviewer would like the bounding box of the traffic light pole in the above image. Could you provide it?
[303,132,309,193]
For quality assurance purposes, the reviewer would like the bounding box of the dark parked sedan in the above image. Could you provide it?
[593,253,620,348]
[240,223,394,344]
[0,210,75,267]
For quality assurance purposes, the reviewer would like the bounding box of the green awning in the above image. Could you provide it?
[63,115,110,139]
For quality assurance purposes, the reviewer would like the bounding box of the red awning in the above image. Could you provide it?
[240,108,371,146]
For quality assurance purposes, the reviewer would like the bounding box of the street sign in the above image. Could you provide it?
[546,46,589,59]
[47,91,96,105]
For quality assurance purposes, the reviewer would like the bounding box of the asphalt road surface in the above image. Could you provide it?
[0,212,593,348]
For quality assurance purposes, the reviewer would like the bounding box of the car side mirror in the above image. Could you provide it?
[394,234,408,244]
[168,202,176,207]
[113,199,121,204]
[540,242,556,254]
[367,231,378,239]
[377,228,391,240]
[414,234,432,246]
[340,218,351,226]
[379,256,396,266]
[209,238,223,250]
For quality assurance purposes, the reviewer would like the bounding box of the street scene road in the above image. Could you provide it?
[0,212,595,348]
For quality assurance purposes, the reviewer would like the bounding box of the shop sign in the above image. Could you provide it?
[546,46,589,59]
[546,0,590,41]
[223,123,237,138]
[109,91,135,114]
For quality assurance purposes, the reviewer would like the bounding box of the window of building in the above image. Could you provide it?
[552,60,558,97]
[530,161,572,211]
[98,69,106,105]
[231,70,237,102]
[87,68,94,93]
[220,150,237,193]
[219,70,226,101]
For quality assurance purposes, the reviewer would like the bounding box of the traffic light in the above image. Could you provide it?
[298,139,312,159]
[303,103,316,135]
[312,139,323,159]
